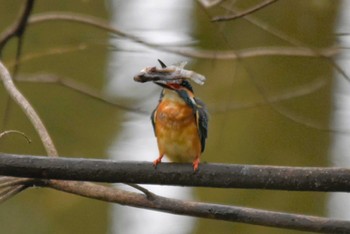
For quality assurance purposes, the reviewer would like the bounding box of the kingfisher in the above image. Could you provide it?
[134,60,208,171]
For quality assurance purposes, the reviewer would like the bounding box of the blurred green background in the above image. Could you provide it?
[0,0,340,233]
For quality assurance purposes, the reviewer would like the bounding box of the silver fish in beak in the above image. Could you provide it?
[133,59,206,85]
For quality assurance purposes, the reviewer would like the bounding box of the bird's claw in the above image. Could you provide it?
[153,158,162,168]
[192,158,200,171]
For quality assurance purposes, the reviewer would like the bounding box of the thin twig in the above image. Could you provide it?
[0,184,26,204]
[220,3,350,84]
[0,0,35,52]
[221,4,304,46]
[0,186,15,197]
[7,44,89,67]
[0,177,32,189]
[165,46,339,59]
[211,78,327,113]
[212,0,279,22]
[0,130,31,143]
[125,183,156,200]
[0,61,58,156]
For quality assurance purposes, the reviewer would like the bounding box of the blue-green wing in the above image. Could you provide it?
[151,91,164,136]
[150,106,157,136]
[194,98,208,152]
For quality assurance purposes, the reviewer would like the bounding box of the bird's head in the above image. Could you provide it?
[154,78,194,94]
[134,59,195,95]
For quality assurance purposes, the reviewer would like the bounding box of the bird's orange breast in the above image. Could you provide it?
[155,99,201,162]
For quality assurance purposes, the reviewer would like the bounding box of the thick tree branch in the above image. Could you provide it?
[1,153,350,192]
[4,153,348,232]
[43,180,350,234]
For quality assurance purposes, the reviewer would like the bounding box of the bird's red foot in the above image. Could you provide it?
[153,158,162,168]
[192,157,200,171]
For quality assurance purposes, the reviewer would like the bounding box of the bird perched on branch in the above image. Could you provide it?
[134,60,208,171]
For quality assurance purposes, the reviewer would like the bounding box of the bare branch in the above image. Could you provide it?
[4,151,346,232]
[166,46,339,59]
[0,61,58,156]
[28,12,143,45]
[7,44,89,67]
[0,184,27,204]
[212,0,279,22]
[45,180,350,233]
[27,12,339,60]
[220,4,304,46]
[16,74,326,116]
[16,73,148,114]
[1,153,350,192]
[10,72,326,118]
[212,78,327,113]
[0,177,32,189]
[0,0,35,52]
[205,4,350,133]
[219,3,350,85]
[0,177,33,203]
